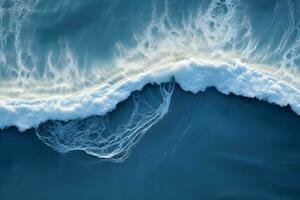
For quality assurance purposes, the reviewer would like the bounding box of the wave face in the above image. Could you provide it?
[1,0,300,159]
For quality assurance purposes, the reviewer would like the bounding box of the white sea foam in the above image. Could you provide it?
[1,58,300,132]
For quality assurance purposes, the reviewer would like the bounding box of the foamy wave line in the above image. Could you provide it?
[1,59,300,131]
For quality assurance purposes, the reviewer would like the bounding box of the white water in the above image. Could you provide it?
[1,59,300,131]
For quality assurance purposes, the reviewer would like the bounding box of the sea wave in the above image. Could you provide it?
[1,0,300,158]
[1,59,300,132]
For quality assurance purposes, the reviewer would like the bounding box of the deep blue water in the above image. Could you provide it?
[1,86,300,200]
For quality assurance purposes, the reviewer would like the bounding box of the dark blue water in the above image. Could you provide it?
[0,86,300,200]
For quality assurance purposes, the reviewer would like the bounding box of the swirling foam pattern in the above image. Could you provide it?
[36,82,174,162]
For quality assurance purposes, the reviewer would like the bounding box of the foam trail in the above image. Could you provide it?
[36,81,174,162]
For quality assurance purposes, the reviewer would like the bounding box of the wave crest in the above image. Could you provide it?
[1,59,300,132]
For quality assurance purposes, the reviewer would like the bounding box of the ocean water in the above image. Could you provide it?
[0,0,300,199]
[1,85,300,200]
